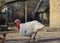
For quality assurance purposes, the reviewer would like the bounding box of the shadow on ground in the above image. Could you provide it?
[5,37,60,43]
[32,37,60,43]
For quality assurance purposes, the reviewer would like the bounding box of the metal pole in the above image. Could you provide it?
[25,1,27,22]
[6,4,9,27]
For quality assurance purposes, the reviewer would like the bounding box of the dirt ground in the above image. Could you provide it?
[4,32,60,43]
[0,27,60,43]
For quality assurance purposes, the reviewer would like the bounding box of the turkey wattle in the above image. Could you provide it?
[14,19,44,40]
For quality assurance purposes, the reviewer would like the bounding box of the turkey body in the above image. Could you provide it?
[19,20,44,36]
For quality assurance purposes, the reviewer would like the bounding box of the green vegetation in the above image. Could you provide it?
[44,23,49,26]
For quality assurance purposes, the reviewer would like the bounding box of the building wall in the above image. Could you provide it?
[50,0,60,28]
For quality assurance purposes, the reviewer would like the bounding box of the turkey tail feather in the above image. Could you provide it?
[33,21,44,32]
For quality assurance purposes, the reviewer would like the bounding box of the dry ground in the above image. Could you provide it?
[0,27,60,43]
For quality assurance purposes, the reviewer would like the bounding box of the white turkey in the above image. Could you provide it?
[14,19,44,42]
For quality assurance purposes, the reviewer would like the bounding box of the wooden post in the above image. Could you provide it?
[25,1,27,22]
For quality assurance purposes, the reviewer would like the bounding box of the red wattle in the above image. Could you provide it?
[18,24,20,32]
[15,20,20,32]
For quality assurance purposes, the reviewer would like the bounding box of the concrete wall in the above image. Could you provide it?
[50,0,60,28]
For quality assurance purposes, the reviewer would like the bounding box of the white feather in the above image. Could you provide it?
[19,20,44,36]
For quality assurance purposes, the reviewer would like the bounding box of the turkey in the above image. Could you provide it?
[14,19,44,42]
